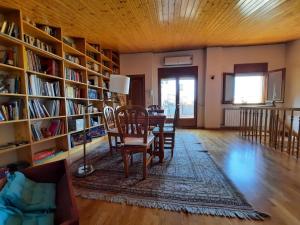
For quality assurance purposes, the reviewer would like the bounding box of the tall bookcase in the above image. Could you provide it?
[0,6,120,166]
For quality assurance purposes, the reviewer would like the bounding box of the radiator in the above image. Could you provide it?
[223,108,241,127]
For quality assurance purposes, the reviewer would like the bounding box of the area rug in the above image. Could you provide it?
[71,132,268,220]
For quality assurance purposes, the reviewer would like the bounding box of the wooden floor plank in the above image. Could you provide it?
[76,129,300,225]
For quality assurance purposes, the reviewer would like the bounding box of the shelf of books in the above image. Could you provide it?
[0,6,120,167]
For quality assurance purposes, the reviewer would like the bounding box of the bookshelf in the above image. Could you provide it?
[0,6,120,167]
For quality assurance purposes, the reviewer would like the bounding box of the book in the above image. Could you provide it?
[28,73,61,97]
[31,119,64,141]
[65,86,84,98]
[65,67,82,82]
[88,88,98,99]
[66,100,84,115]
[0,100,22,121]
[0,75,20,94]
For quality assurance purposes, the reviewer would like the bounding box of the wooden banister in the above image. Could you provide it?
[239,106,300,160]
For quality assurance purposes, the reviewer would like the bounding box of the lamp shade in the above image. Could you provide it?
[109,74,130,94]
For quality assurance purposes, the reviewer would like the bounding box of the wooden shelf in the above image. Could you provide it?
[31,134,67,145]
[86,55,101,66]
[26,70,63,80]
[63,43,85,56]
[23,20,62,44]
[64,59,86,70]
[0,63,24,71]
[65,79,87,86]
[86,43,100,54]
[0,6,120,167]
[102,64,112,72]
[0,32,23,46]
[66,97,88,101]
[101,53,110,62]
[29,95,64,99]
[24,42,63,60]
[30,116,66,121]
[0,143,30,155]
[0,119,28,125]
[0,93,26,97]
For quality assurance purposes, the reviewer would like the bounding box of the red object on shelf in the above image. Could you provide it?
[33,149,56,161]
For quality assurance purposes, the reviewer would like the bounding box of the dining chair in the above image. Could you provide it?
[115,105,155,179]
[153,106,179,158]
[103,106,120,155]
[147,105,161,110]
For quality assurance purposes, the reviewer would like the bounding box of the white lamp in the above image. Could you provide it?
[109,74,130,94]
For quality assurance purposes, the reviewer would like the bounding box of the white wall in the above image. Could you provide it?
[121,50,206,127]
[204,44,286,128]
[120,43,287,128]
[285,40,300,107]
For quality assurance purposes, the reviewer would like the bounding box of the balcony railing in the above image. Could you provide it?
[239,106,300,159]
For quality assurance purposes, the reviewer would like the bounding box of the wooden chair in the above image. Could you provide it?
[153,107,179,158]
[103,106,120,155]
[115,105,155,179]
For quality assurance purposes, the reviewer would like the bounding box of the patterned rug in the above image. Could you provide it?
[71,132,268,220]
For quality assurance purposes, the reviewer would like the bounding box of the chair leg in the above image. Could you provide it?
[114,136,118,152]
[122,150,129,178]
[143,151,147,179]
[171,133,175,158]
[108,135,113,155]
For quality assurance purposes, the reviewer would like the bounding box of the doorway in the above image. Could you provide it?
[158,67,198,127]
[126,74,145,107]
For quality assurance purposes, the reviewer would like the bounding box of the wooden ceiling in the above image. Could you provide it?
[1,0,300,53]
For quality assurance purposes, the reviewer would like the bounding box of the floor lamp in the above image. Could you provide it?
[76,104,95,177]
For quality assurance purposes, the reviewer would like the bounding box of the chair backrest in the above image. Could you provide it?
[115,105,149,143]
[103,106,117,131]
[147,105,161,110]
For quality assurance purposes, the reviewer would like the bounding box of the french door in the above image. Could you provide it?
[158,67,197,127]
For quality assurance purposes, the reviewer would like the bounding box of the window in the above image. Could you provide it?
[233,73,264,104]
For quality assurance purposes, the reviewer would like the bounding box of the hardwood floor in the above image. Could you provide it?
[76,129,300,225]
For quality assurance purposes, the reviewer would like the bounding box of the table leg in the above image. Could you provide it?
[159,124,164,163]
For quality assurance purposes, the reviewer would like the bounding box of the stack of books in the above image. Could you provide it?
[0,100,21,121]
[33,149,64,164]
[66,100,84,115]
[23,34,55,53]
[65,67,82,82]
[28,74,61,96]
[28,99,60,118]
[25,50,59,76]
[36,24,57,37]
[65,86,83,98]
[86,61,99,72]
[0,15,19,38]
[31,119,64,141]
[64,53,80,64]
[0,75,20,94]
[88,88,98,99]
[63,37,76,48]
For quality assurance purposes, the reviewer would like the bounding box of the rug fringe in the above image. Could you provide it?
[75,189,269,221]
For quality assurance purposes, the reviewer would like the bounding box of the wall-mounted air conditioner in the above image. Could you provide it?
[164,55,193,66]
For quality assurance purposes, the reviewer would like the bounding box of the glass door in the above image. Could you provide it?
[159,75,197,127]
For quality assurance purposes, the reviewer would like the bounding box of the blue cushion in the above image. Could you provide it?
[0,172,56,212]
[22,212,54,225]
[0,205,23,225]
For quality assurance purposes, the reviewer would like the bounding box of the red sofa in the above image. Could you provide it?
[22,160,79,225]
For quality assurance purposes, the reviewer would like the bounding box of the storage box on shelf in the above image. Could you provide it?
[0,6,121,167]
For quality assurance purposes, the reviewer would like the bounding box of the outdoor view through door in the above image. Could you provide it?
[158,67,197,127]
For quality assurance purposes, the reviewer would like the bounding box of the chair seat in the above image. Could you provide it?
[107,128,119,135]
[123,134,155,146]
[152,126,174,134]
[164,123,174,127]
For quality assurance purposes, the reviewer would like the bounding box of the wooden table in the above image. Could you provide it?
[147,114,166,163]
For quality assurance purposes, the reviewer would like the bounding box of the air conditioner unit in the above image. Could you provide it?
[164,56,193,66]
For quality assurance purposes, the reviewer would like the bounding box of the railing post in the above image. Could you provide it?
[274,109,280,150]
[259,108,263,144]
[297,116,300,159]
[264,109,268,144]
[288,110,294,154]
[281,110,286,152]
